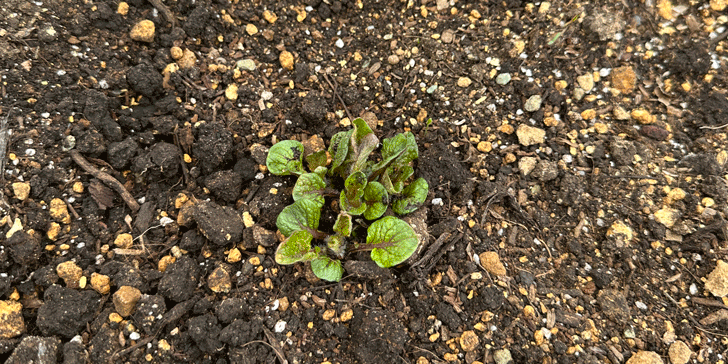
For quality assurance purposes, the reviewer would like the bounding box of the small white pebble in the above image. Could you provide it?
[274,320,287,333]
[635,301,647,310]
[689,283,698,295]
[335,38,344,48]
[129,332,141,340]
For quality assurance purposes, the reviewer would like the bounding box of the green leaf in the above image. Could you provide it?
[311,255,344,282]
[340,190,367,215]
[392,165,414,185]
[292,173,327,207]
[366,216,419,268]
[341,171,367,215]
[333,212,353,237]
[306,150,328,172]
[363,181,388,220]
[266,140,305,176]
[328,130,353,176]
[275,230,315,265]
[344,171,367,199]
[276,199,321,237]
[313,166,328,178]
[350,118,379,173]
[393,177,429,215]
[325,234,346,258]
[381,168,404,194]
[382,132,418,168]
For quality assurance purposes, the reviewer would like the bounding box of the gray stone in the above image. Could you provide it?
[524,95,542,112]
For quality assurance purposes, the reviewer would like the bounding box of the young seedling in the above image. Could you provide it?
[266,118,429,281]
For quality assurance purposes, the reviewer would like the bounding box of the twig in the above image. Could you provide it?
[0,105,12,183]
[63,197,81,220]
[70,150,140,213]
[321,73,353,121]
[147,0,178,27]
[112,336,156,360]
[699,123,728,130]
[262,327,289,364]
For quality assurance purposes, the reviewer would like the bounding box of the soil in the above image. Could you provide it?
[1,0,728,363]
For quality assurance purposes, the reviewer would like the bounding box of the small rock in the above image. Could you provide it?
[577,73,594,92]
[113,286,141,317]
[631,108,654,124]
[56,261,83,289]
[477,141,492,153]
[236,59,256,71]
[50,198,71,224]
[0,301,25,339]
[712,0,728,11]
[594,122,609,134]
[436,0,449,11]
[479,251,507,276]
[640,125,669,141]
[657,0,673,20]
[493,348,513,364]
[613,106,630,120]
[538,2,551,13]
[495,73,511,85]
[117,2,129,15]
[158,255,175,272]
[6,218,22,239]
[523,95,542,112]
[252,225,277,247]
[90,273,111,295]
[554,80,568,90]
[519,156,538,176]
[130,19,155,43]
[263,10,278,23]
[459,330,479,352]
[610,137,636,166]
[245,23,258,35]
[12,182,30,200]
[531,160,559,182]
[665,188,686,205]
[457,77,472,88]
[170,46,183,60]
[279,50,294,70]
[606,220,633,247]
[584,9,625,41]
[611,66,636,94]
[516,124,546,146]
[114,233,133,249]
[654,207,680,228]
[387,54,400,64]
[227,248,242,263]
[581,109,596,120]
[5,336,61,364]
[626,351,664,364]
[225,84,238,101]
[572,87,585,101]
[208,266,231,293]
[598,289,631,322]
[177,49,197,69]
[705,260,728,297]
[668,341,692,364]
[441,29,454,43]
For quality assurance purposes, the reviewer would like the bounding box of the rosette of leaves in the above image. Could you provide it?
[265,118,429,282]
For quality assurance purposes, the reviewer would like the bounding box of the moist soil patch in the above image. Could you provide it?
[1,0,728,363]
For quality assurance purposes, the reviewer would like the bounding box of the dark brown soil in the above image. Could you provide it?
[1,0,728,363]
